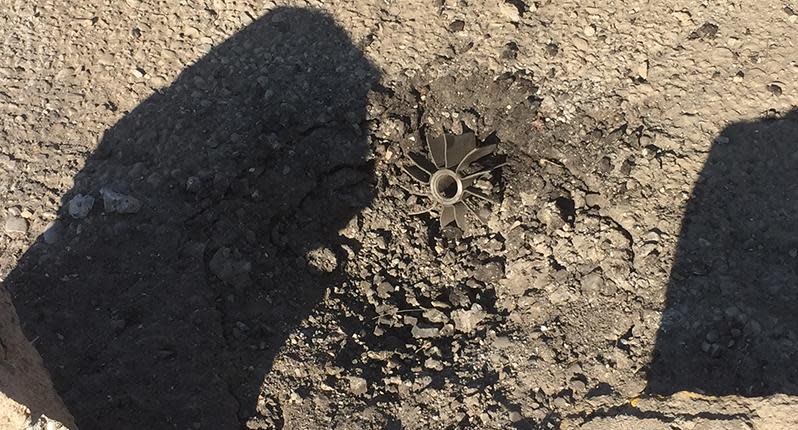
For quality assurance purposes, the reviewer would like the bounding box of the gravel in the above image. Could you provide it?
[0,1,797,429]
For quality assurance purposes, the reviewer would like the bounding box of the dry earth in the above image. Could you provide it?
[1,0,798,429]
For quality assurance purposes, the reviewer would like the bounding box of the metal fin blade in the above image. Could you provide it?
[485,161,508,172]
[426,134,446,168]
[461,161,507,188]
[440,205,455,228]
[463,200,487,225]
[456,144,497,173]
[409,205,434,216]
[403,164,430,183]
[399,184,428,197]
[453,202,468,229]
[461,169,490,188]
[408,152,436,175]
[465,188,499,204]
[444,132,476,168]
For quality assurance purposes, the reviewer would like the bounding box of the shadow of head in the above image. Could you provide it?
[6,7,379,429]
[648,109,798,396]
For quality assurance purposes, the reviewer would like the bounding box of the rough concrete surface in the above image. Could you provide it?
[1,0,797,429]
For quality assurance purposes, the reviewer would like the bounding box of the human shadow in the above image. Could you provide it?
[648,109,798,396]
[4,7,378,429]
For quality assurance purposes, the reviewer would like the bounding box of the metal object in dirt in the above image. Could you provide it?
[402,132,503,229]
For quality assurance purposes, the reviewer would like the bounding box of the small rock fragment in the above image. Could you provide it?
[569,379,587,393]
[376,281,393,298]
[451,306,487,333]
[474,261,505,283]
[584,193,607,208]
[539,95,557,117]
[424,358,444,371]
[43,220,63,244]
[100,187,142,214]
[411,325,440,339]
[347,376,368,396]
[580,272,604,296]
[448,286,471,308]
[4,215,27,234]
[544,43,559,58]
[68,194,95,219]
[423,308,449,324]
[449,19,465,32]
[499,2,521,22]
[688,22,719,40]
[636,60,648,80]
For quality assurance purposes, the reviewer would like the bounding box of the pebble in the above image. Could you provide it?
[423,308,449,324]
[451,306,487,333]
[100,187,142,214]
[544,43,559,58]
[499,2,521,22]
[473,261,504,283]
[583,25,596,37]
[424,358,444,371]
[376,281,393,298]
[448,19,465,32]
[569,379,586,393]
[539,95,558,117]
[580,272,604,296]
[713,136,730,145]
[347,376,368,396]
[4,215,28,234]
[584,193,607,208]
[68,194,95,219]
[572,37,588,51]
[688,22,719,40]
[411,325,440,339]
[448,286,471,308]
[43,220,63,244]
[636,60,648,80]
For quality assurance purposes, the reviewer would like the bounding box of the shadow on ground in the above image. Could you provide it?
[648,109,798,396]
[4,7,378,429]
